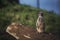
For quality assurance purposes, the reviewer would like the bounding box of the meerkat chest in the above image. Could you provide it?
[37,16,44,23]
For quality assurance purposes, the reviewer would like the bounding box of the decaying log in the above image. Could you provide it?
[6,22,37,40]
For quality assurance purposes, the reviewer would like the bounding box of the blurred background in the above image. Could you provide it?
[0,0,60,40]
[20,0,60,14]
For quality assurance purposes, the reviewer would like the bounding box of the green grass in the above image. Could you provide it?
[0,4,60,29]
[0,4,60,40]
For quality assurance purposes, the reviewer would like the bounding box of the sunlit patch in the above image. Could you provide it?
[23,34,31,39]
[11,22,16,25]
[19,23,22,25]
[11,33,19,39]
[7,26,12,30]
[6,28,19,39]
[14,26,18,29]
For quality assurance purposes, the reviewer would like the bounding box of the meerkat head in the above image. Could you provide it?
[38,12,43,16]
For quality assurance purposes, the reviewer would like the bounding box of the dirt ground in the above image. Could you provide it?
[17,32,59,40]
[6,23,60,40]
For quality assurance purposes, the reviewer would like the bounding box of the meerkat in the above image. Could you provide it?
[36,12,45,33]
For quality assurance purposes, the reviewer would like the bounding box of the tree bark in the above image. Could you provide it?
[37,0,40,8]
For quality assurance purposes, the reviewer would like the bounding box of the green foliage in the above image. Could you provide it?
[0,3,60,40]
[0,4,39,40]
[0,0,19,8]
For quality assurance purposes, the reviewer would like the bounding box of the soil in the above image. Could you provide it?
[6,23,59,40]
